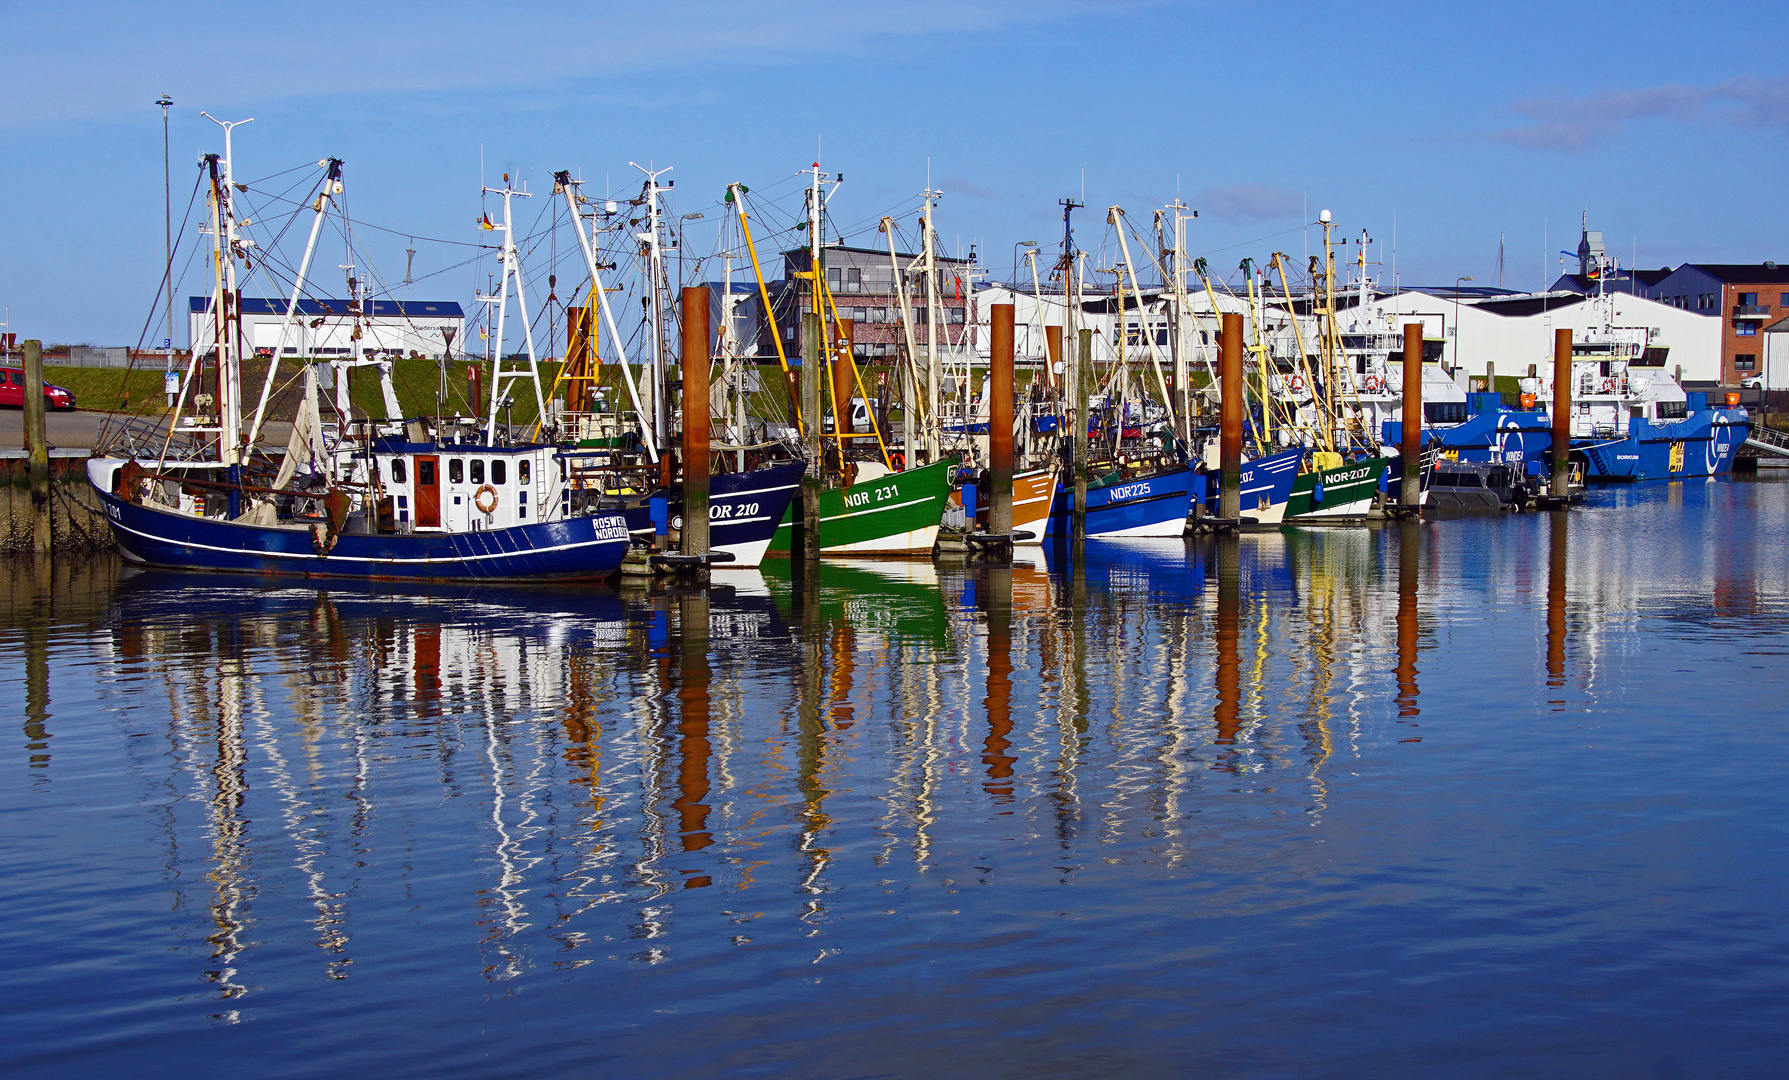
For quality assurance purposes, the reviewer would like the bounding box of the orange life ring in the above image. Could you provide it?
[889,450,906,471]
[1601,378,1617,393]
[1363,375,1383,392]
[1286,374,1306,394]
[474,484,499,515]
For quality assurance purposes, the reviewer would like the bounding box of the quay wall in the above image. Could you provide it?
[1,452,107,555]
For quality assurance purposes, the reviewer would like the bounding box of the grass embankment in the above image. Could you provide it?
[49,358,566,424]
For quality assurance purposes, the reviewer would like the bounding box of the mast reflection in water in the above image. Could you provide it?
[6,478,1789,1078]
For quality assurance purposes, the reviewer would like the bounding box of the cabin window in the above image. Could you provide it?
[519,460,531,485]
[448,458,463,484]
[470,459,485,484]
[419,460,435,486]
[492,459,507,485]
[1424,402,1468,424]
[390,458,407,484]
[1656,400,1687,420]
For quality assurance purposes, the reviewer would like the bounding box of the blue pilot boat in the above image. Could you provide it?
[1525,272,1748,481]
[89,138,630,582]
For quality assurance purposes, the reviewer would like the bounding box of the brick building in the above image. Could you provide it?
[1640,264,1789,384]
[764,244,975,363]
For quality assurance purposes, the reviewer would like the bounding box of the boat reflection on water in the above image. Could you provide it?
[27,475,1789,1060]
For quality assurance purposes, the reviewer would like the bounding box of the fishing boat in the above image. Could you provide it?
[737,164,954,557]
[961,464,1058,543]
[90,134,629,581]
[768,457,957,555]
[550,169,802,568]
[1044,463,1193,538]
[1283,450,1395,519]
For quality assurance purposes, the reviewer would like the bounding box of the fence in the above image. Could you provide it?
[62,347,133,368]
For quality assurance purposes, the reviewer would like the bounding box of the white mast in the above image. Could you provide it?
[1109,206,1176,436]
[921,187,942,460]
[478,179,545,444]
[555,173,656,462]
[201,113,253,465]
[247,158,340,449]
[631,162,674,447]
[882,217,921,463]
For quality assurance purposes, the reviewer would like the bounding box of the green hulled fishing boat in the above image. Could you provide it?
[1284,455,1392,519]
[768,457,956,556]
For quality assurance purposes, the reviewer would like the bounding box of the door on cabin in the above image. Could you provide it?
[415,456,441,528]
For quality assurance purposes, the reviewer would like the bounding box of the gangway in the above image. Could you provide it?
[1744,424,1789,457]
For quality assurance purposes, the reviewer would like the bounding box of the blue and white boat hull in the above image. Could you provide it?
[93,475,630,582]
[624,460,804,568]
[1576,408,1749,482]
[1046,466,1192,538]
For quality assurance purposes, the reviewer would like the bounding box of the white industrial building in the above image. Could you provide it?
[1348,288,1722,386]
[187,297,466,360]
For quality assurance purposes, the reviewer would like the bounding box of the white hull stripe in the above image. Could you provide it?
[817,494,937,525]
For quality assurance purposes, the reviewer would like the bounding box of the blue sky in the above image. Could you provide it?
[2,0,1781,346]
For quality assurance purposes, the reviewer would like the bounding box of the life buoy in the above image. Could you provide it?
[889,450,906,471]
[1363,375,1383,392]
[1601,378,1617,394]
[474,484,499,515]
[1287,374,1306,394]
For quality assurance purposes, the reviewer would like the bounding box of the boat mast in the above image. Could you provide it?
[633,163,674,448]
[921,187,942,461]
[881,216,920,463]
[555,172,655,462]
[1319,210,1338,449]
[478,178,545,444]
[1109,206,1176,439]
[201,113,252,465]
[247,158,341,449]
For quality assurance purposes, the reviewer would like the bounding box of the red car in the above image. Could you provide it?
[0,367,76,411]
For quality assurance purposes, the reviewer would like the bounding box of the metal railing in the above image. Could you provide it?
[1745,424,1789,455]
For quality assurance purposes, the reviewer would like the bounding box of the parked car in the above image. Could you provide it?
[0,367,77,410]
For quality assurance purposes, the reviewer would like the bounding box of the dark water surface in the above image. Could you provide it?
[5,477,1789,1078]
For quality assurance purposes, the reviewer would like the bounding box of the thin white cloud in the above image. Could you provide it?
[1,1,1132,126]
[1485,75,1789,151]
[1193,182,1302,221]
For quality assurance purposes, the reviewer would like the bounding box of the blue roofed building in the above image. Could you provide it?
[187,296,466,361]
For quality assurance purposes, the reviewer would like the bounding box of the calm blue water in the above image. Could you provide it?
[4,476,1789,1078]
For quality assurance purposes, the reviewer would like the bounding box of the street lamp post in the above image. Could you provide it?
[158,94,174,373]
[1453,275,1474,379]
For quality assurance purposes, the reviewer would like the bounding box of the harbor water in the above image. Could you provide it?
[4,476,1788,1078]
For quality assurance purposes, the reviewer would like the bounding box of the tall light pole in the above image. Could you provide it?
[1453,275,1474,377]
[157,94,174,373]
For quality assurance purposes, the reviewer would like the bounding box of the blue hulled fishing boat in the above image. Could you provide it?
[90,136,629,582]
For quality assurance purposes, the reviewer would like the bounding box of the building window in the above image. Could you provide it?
[1737,322,1757,337]
[1739,292,1758,306]
[1736,354,1758,370]
[847,267,862,293]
